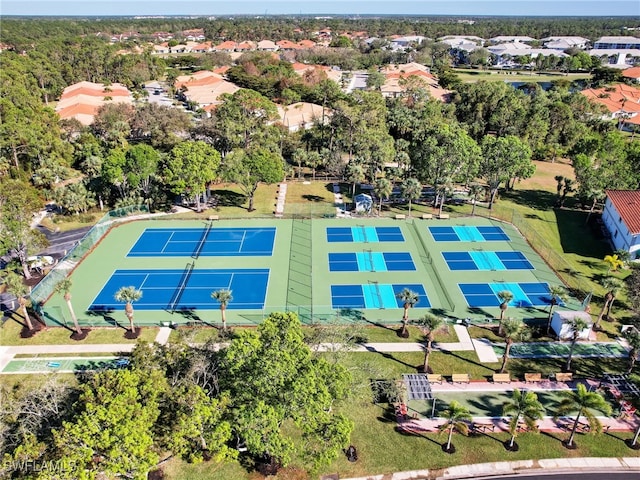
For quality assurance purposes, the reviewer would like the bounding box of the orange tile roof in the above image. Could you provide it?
[622,66,640,79]
[214,40,237,50]
[298,40,316,48]
[277,40,301,49]
[581,83,640,115]
[606,190,640,234]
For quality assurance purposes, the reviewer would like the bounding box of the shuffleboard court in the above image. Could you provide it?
[429,226,510,242]
[328,252,416,272]
[326,226,404,243]
[442,251,534,271]
[331,283,430,309]
[89,268,269,311]
[2,357,130,374]
[127,227,276,257]
[458,282,551,308]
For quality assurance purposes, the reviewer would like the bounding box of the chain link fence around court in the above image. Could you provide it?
[30,205,149,309]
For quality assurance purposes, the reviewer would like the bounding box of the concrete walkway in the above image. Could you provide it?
[275,182,287,217]
[333,183,350,218]
[154,327,172,345]
[338,457,640,480]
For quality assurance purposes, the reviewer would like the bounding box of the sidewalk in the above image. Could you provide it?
[338,456,640,480]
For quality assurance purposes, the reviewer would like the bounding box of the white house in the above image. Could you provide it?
[602,190,640,260]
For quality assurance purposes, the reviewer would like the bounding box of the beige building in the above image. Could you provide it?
[55,81,133,125]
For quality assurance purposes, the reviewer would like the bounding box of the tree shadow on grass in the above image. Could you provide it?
[395,427,444,447]
[555,208,610,258]
[364,347,420,370]
[209,189,245,208]
[302,194,325,202]
[501,189,557,212]
[441,349,496,373]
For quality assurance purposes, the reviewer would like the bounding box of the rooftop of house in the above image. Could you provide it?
[606,190,640,234]
[622,66,640,79]
[581,83,640,119]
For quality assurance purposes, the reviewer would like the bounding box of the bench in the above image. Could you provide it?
[207,215,219,221]
[525,372,542,383]
[452,373,470,384]
[421,213,433,220]
[493,373,511,383]
[427,374,443,384]
[395,214,406,220]
[555,372,573,382]
[472,422,496,433]
[437,213,450,219]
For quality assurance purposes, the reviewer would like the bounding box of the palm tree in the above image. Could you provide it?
[564,316,589,372]
[397,288,419,337]
[374,177,392,216]
[211,289,233,330]
[468,183,484,216]
[346,163,365,201]
[54,278,84,338]
[401,177,422,217]
[546,285,568,335]
[438,400,472,453]
[497,290,514,335]
[502,389,545,450]
[555,383,612,448]
[499,318,531,373]
[3,271,34,331]
[603,254,624,274]
[595,277,623,328]
[622,328,640,374]
[114,286,142,337]
[412,313,445,373]
[629,423,640,449]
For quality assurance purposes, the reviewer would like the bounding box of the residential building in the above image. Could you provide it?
[622,66,640,83]
[541,36,590,50]
[594,36,640,49]
[257,40,279,51]
[602,190,640,259]
[276,102,328,132]
[581,83,640,130]
[174,71,239,112]
[489,35,535,44]
[55,81,133,126]
[379,63,451,102]
[588,48,640,67]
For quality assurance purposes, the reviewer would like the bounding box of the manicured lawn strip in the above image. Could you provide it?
[452,69,591,84]
[0,319,158,346]
[12,352,128,359]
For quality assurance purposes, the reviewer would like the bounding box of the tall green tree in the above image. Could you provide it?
[114,286,142,337]
[374,177,393,215]
[222,148,284,212]
[499,318,530,373]
[480,135,533,211]
[497,290,514,335]
[54,278,84,338]
[401,177,422,217]
[595,277,624,329]
[211,289,232,330]
[564,316,589,371]
[0,178,47,279]
[53,369,165,480]
[3,271,34,331]
[397,288,420,337]
[438,401,472,454]
[412,313,445,373]
[555,383,612,448]
[502,389,545,450]
[220,312,353,471]
[164,140,221,212]
[622,328,640,374]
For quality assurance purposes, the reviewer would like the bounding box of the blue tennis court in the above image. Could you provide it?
[331,283,430,309]
[326,226,404,243]
[458,282,551,308]
[329,252,416,272]
[429,226,510,242]
[127,227,276,257]
[89,268,269,311]
[442,251,533,271]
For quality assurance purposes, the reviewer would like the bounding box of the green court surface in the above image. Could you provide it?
[37,217,579,328]
[1,356,129,374]
[409,389,605,418]
[494,342,629,359]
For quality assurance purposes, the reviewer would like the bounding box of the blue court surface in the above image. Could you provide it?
[442,251,533,271]
[429,226,510,242]
[331,284,430,309]
[326,226,404,243]
[328,252,416,272]
[89,268,269,311]
[458,282,551,308]
[127,227,276,257]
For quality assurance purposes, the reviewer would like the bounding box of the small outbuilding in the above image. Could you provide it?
[354,193,373,214]
[551,310,593,340]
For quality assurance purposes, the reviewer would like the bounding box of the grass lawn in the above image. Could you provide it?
[0,318,158,346]
[452,68,591,84]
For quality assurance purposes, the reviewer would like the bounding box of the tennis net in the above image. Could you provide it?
[193,221,212,259]
[169,261,195,312]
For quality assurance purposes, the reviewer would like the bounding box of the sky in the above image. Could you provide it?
[2,1,639,17]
